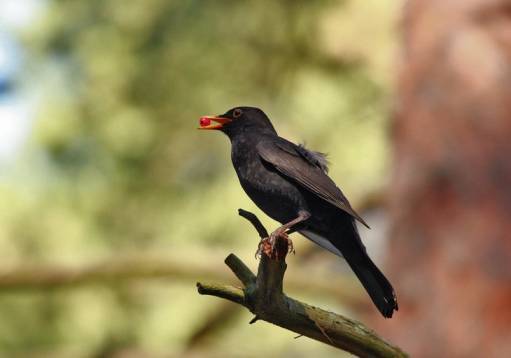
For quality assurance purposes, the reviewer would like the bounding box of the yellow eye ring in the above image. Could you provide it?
[233,108,243,118]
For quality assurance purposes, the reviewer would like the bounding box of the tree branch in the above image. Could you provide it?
[197,209,408,358]
[196,282,245,305]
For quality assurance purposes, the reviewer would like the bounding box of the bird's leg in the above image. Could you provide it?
[257,211,310,260]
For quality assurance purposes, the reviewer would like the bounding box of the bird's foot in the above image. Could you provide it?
[255,229,293,260]
[255,239,266,259]
[287,236,295,255]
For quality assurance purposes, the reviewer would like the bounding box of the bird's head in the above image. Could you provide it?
[198,106,277,138]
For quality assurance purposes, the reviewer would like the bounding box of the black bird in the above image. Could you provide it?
[199,106,398,318]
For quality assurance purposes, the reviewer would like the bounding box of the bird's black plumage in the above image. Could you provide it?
[200,106,398,318]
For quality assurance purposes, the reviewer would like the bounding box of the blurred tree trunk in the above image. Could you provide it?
[383,0,511,356]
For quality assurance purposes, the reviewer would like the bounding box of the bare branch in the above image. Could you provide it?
[225,254,256,286]
[196,282,245,306]
[197,209,408,358]
[238,208,269,238]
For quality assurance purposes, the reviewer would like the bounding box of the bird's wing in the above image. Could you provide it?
[257,138,369,228]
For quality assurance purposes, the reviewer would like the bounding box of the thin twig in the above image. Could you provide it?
[238,208,269,238]
[224,254,256,286]
[196,282,245,305]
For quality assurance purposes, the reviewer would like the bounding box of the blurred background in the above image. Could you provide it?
[1,0,510,357]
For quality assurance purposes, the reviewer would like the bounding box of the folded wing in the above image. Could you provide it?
[257,138,369,228]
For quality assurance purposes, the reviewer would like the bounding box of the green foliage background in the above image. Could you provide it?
[0,0,398,356]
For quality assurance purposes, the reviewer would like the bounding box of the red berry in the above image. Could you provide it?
[200,117,211,127]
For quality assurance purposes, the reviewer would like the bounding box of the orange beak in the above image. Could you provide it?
[198,115,232,130]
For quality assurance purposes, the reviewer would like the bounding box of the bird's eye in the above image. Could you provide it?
[233,108,243,118]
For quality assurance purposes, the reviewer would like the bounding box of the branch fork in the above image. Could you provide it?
[196,209,407,358]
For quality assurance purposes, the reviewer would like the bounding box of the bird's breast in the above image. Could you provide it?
[230,145,308,224]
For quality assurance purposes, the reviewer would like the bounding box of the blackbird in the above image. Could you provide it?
[199,106,398,318]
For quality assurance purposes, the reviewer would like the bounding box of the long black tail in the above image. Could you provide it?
[334,220,398,318]
[344,246,398,318]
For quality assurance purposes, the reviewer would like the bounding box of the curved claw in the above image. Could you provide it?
[255,229,294,260]
[255,239,266,259]
[287,237,295,255]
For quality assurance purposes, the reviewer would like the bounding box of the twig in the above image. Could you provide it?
[196,209,408,358]
[238,208,269,238]
[196,282,245,305]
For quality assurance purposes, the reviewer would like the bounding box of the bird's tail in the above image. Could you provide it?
[334,221,398,318]
[344,247,398,318]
